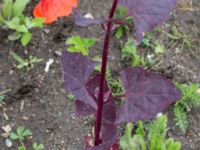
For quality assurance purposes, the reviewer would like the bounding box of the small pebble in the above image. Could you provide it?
[5,139,12,148]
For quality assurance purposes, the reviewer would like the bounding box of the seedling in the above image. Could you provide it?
[60,0,181,149]
[12,52,43,71]
[32,143,45,150]
[121,38,146,67]
[114,6,133,39]
[120,115,181,150]
[174,83,200,132]
[9,126,44,150]
[106,68,124,97]
[0,0,45,46]
[9,126,32,149]
[66,36,96,56]
[141,32,166,54]
[66,92,76,101]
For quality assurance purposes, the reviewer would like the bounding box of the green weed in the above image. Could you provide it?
[66,36,96,56]
[174,83,200,132]
[0,0,45,46]
[12,52,43,71]
[120,115,181,150]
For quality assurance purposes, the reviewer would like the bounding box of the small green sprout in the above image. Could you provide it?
[12,52,43,71]
[66,92,76,101]
[9,126,32,149]
[114,6,133,39]
[32,143,45,150]
[121,38,146,67]
[0,95,5,103]
[66,36,96,56]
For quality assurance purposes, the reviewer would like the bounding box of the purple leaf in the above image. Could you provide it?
[116,67,181,124]
[101,96,117,142]
[60,51,98,109]
[75,100,95,116]
[119,0,176,41]
[87,95,118,150]
[75,75,111,116]
[73,8,105,27]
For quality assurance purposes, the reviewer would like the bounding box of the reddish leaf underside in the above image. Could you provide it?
[115,67,181,124]
[75,74,111,116]
[119,0,176,41]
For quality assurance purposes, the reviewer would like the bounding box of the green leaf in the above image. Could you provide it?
[120,123,137,150]
[174,105,188,132]
[8,31,22,41]
[24,17,31,27]
[17,126,26,138]
[149,115,167,139]
[177,83,200,109]
[155,44,165,54]
[32,143,44,150]
[12,0,29,17]
[0,15,4,24]
[12,52,29,69]
[150,134,165,150]
[2,0,13,20]
[21,32,31,46]
[9,132,19,140]
[132,135,146,150]
[16,25,28,33]
[0,95,5,102]
[66,36,96,56]
[166,138,181,150]
[12,52,26,65]
[83,38,96,47]
[114,6,128,19]
[141,38,151,47]
[174,83,200,132]
[5,17,20,29]
[136,121,145,137]
[29,18,45,28]
[120,115,181,150]
[18,146,26,150]
[22,128,32,137]
[16,126,32,140]
[115,26,123,39]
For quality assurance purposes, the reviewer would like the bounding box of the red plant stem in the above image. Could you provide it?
[94,0,119,146]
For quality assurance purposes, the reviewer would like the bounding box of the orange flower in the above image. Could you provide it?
[33,0,77,24]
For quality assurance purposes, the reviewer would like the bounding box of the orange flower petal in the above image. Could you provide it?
[33,0,78,24]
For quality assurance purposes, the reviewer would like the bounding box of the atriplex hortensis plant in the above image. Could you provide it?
[61,0,181,149]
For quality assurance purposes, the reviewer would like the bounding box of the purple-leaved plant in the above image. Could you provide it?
[61,0,181,149]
